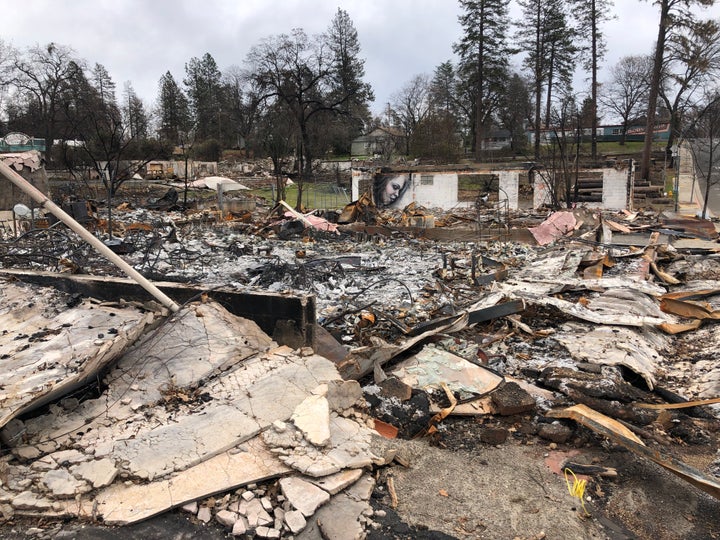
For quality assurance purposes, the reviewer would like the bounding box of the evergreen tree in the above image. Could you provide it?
[123,82,149,140]
[156,71,190,143]
[498,72,532,154]
[454,0,511,159]
[184,53,223,140]
[570,0,614,160]
[324,8,374,152]
[515,0,577,159]
[91,63,116,107]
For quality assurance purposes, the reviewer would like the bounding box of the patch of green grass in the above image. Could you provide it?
[249,182,351,210]
[596,140,665,155]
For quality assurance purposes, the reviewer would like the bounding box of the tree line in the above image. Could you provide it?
[0,1,719,193]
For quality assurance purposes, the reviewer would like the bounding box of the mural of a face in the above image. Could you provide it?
[374,174,409,207]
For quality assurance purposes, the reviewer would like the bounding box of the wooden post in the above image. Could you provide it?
[0,160,180,313]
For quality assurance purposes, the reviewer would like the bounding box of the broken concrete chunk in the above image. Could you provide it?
[307,468,364,495]
[48,449,86,466]
[284,509,307,534]
[71,458,118,488]
[197,506,212,523]
[314,491,370,540]
[13,446,41,460]
[243,497,273,527]
[181,501,197,514]
[30,456,57,472]
[345,474,375,501]
[255,525,281,539]
[42,469,86,498]
[325,380,364,412]
[291,395,331,447]
[215,509,238,527]
[279,477,330,517]
[11,491,54,511]
[231,517,248,536]
[490,382,536,416]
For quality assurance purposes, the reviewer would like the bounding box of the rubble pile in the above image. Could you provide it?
[1,186,720,539]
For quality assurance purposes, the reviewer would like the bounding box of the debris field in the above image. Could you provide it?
[0,178,719,540]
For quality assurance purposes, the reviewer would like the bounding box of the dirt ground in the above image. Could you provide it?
[2,413,717,540]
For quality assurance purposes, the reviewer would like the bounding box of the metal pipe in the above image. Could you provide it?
[0,160,180,312]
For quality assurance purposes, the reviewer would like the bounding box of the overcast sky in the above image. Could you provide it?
[2,0,720,117]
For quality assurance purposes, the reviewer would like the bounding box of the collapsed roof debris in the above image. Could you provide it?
[1,163,720,538]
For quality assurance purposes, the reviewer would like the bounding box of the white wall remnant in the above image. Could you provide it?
[602,168,629,210]
[533,172,552,209]
[498,171,520,211]
[353,166,635,211]
[351,169,458,210]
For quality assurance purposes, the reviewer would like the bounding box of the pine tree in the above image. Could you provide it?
[570,0,613,160]
[184,53,223,140]
[156,71,190,143]
[454,0,511,159]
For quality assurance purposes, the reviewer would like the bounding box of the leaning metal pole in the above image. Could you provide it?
[0,160,180,313]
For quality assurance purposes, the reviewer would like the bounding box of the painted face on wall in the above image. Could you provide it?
[376,174,408,207]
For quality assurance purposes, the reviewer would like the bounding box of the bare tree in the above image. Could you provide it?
[640,0,715,181]
[8,43,81,163]
[539,92,582,208]
[388,74,431,156]
[660,18,720,162]
[247,19,373,209]
[600,55,652,144]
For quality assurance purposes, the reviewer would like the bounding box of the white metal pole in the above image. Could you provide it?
[0,160,180,312]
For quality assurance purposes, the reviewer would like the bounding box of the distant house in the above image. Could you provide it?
[481,129,512,151]
[351,127,406,157]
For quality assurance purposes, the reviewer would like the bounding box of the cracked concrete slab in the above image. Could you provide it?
[63,438,290,525]
[0,280,156,433]
[2,298,389,527]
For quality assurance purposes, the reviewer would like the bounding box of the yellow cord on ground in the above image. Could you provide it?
[564,468,589,515]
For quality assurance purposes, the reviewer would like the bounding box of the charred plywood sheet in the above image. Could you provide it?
[0,280,156,432]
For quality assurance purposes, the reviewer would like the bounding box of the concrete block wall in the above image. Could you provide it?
[498,171,519,210]
[351,170,459,209]
[602,168,628,210]
[408,173,458,209]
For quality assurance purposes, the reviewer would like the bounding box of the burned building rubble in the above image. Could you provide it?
[0,163,720,540]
